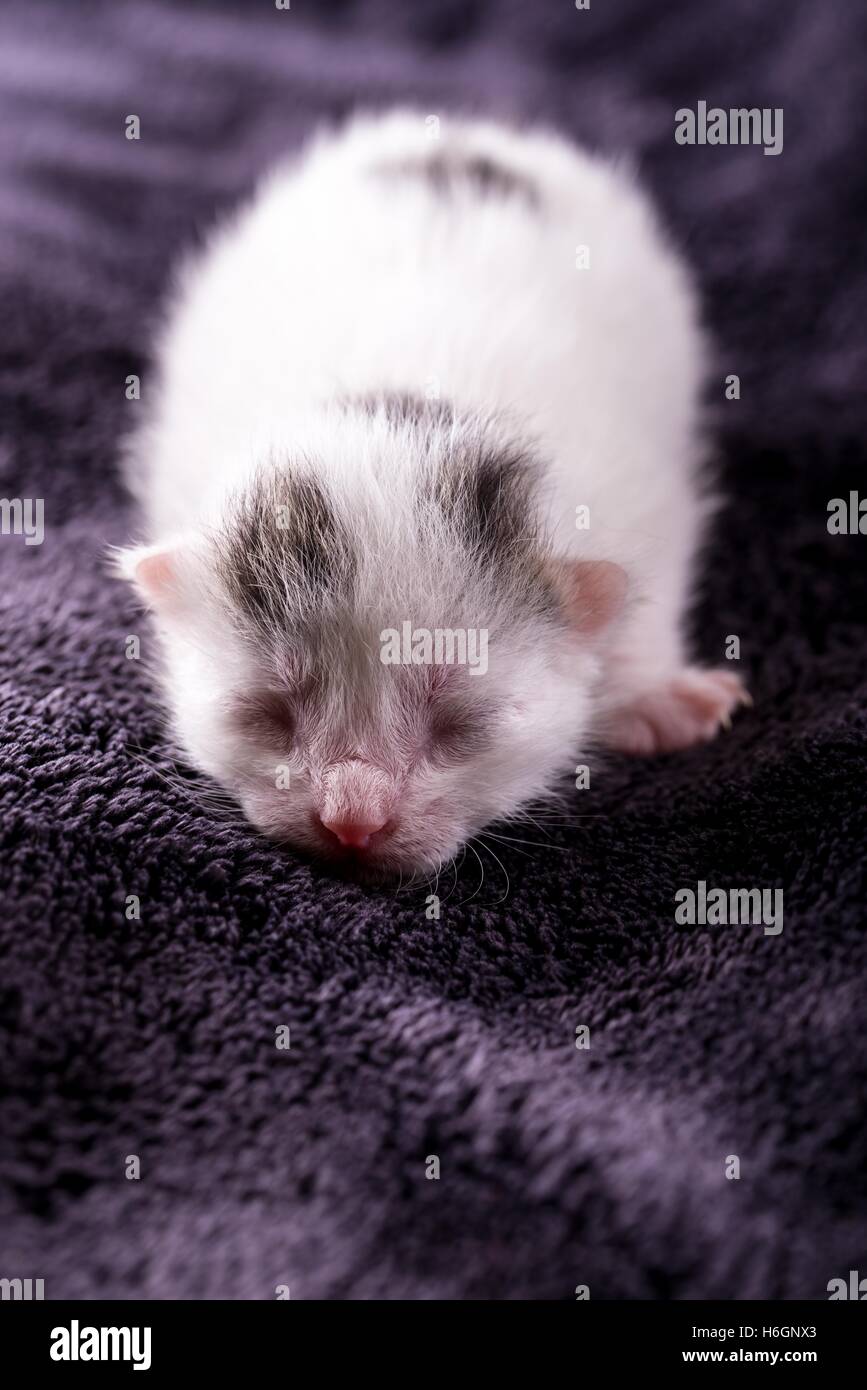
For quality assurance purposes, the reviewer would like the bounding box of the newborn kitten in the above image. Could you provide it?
[118,111,748,878]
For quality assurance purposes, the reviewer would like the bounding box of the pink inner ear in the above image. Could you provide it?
[560,560,628,635]
[133,548,179,607]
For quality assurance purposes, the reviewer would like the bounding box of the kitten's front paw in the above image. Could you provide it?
[603,668,751,755]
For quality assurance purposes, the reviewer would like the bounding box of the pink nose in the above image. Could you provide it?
[320,818,387,850]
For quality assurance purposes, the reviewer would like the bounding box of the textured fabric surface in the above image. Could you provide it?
[1,0,865,1300]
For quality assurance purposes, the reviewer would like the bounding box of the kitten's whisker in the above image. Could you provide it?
[475,836,512,904]
[458,840,485,907]
[476,831,534,857]
[485,829,570,853]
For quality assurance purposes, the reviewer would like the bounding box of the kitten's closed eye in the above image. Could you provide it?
[428,704,491,761]
[231,690,297,748]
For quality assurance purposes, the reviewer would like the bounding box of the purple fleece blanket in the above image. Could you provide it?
[1,0,865,1300]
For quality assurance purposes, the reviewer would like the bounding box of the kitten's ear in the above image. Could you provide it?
[112,544,186,614]
[547,558,628,635]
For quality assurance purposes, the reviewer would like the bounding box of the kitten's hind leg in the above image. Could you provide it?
[600,667,751,755]
[597,594,750,755]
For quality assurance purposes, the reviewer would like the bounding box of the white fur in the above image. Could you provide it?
[121,111,743,877]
